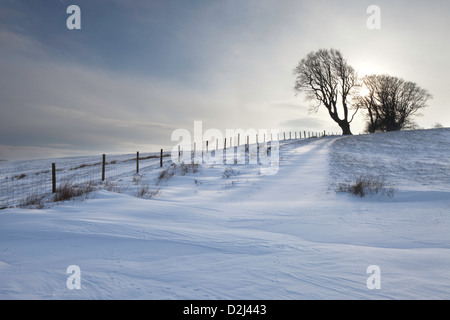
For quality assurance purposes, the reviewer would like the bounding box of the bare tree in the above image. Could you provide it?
[356,74,432,132]
[293,49,359,135]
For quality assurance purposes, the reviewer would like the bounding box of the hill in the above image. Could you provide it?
[0,128,449,299]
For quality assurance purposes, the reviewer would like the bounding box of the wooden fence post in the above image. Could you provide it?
[223,143,226,164]
[102,154,106,181]
[136,151,139,174]
[160,149,163,167]
[52,163,56,193]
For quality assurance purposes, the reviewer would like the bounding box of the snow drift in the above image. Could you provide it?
[0,128,449,299]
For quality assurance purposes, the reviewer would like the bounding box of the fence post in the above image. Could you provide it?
[246,136,249,164]
[52,163,56,193]
[136,151,139,174]
[223,143,226,164]
[160,149,163,167]
[102,154,106,181]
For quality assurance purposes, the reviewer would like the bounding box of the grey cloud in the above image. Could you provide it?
[1,0,449,160]
[279,118,328,131]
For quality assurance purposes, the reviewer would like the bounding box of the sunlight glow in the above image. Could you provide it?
[359,84,370,98]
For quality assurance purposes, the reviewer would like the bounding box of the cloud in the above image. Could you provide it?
[0,144,90,161]
[0,3,369,160]
[1,0,449,160]
[0,27,47,57]
[0,56,213,152]
[279,118,328,131]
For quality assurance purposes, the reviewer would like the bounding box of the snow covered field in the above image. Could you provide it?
[0,128,449,299]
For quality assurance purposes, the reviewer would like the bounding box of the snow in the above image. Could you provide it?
[0,128,449,299]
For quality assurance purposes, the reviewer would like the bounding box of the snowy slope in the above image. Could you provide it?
[0,129,449,299]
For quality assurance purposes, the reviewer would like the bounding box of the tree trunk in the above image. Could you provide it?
[338,120,353,135]
[367,108,376,133]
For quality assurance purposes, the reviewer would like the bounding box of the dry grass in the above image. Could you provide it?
[104,180,124,193]
[136,184,160,199]
[53,179,95,202]
[19,194,45,209]
[337,176,396,197]
[223,167,239,178]
[136,184,150,197]
[157,167,175,182]
[70,162,101,171]
[156,163,200,185]
[9,173,27,181]
[133,174,143,184]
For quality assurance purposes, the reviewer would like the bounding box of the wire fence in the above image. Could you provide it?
[0,151,172,209]
[0,130,337,209]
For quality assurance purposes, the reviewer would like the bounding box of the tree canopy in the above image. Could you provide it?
[356,74,432,133]
[293,48,359,135]
[294,49,432,134]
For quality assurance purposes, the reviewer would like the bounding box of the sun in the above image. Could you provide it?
[359,84,371,98]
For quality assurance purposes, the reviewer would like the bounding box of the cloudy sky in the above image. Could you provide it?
[0,0,449,160]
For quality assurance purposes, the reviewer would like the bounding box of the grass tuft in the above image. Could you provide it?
[53,179,95,202]
[336,176,396,198]
[19,194,45,209]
